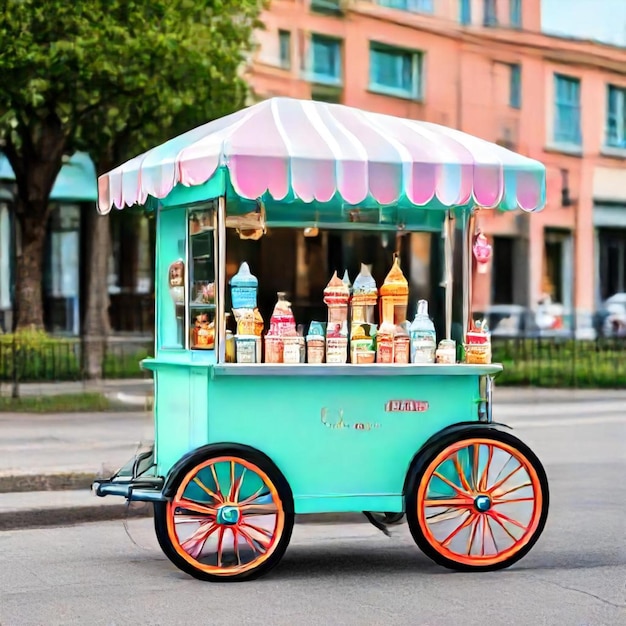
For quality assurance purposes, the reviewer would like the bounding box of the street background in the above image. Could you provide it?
[1,388,624,625]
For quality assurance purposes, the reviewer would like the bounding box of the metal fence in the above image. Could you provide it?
[0,336,153,384]
[0,335,625,388]
[492,337,626,387]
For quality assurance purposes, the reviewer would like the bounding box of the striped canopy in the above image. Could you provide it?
[97,97,545,215]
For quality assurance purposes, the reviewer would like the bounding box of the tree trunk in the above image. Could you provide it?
[83,208,112,380]
[14,210,48,330]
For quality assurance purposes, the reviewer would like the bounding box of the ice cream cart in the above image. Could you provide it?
[93,98,549,582]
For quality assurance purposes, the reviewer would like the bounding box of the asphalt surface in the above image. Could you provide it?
[1,399,625,625]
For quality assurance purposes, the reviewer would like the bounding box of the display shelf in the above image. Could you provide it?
[212,363,503,377]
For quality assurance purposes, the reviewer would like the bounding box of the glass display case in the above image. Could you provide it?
[188,205,216,350]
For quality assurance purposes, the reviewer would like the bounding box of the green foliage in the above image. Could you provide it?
[0,330,151,381]
[0,0,265,163]
[493,339,626,388]
[0,393,112,413]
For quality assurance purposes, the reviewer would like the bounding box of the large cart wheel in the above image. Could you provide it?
[154,447,294,582]
[406,428,549,572]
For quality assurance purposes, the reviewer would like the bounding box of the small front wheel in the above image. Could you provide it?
[406,429,549,572]
[154,447,294,582]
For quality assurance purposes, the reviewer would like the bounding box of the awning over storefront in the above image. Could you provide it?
[0,151,97,202]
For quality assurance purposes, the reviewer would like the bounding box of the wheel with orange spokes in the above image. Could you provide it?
[154,447,294,581]
[406,429,549,572]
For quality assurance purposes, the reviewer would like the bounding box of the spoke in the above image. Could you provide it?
[241,521,274,539]
[488,464,523,496]
[210,464,224,502]
[173,499,217,518]
[232,528,241,566]
[216,527,225,568]
[238,527,267,555]
[424,497,473,507]
[441,512,476,548]
[479,445,493,492]
[427,507,469,523]
[239,503,278,516]
[453,452,473,493]
[489,509,528,531]
[472,444,480,491]
[432,471,469,497]
[231,467,247,503]
[239,484,268,506]
[493,497,535,505]
[240,525,271,550]
[466,514,480,555]
[483,514,498,555]
[181,522,218,558]
[192,477,222,504]
[229,461,235,500]
[493,481,533,499]
[487,509,525,543]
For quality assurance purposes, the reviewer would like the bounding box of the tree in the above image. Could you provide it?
[0,0,263,345]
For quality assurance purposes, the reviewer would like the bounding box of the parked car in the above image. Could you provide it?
[596,293,626,338]
[476,304,597,340]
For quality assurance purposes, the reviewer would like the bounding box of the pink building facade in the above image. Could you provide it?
[248,0,626,332]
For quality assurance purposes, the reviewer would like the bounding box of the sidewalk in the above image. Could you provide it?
[3,377,625,406]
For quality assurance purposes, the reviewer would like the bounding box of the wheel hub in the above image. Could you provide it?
[473,494,492,512]
[216,505,240,526]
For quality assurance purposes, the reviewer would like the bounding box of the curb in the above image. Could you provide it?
[0,472,97,494]
[0,501,152,532]
[0,497,381,532]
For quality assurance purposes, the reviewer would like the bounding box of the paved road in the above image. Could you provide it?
[0,402,625,626]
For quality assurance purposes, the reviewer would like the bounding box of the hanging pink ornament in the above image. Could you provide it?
[473,232,492,265]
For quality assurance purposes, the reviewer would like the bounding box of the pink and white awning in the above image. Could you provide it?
[97,97,545,214]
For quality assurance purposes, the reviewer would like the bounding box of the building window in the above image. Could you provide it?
[369,43,423,99]
[310,0,343,14]
[311,35,342,85]
[510,0,522,28]
[554,74,581,146]
[509,64,521,109]
[312,86,342,104]
[377,0,434,13]
[460,0,471,24]
[606,85,626,148]
[484,0,498,26]
[279,30,291,69]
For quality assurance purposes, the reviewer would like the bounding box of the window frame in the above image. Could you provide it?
[510,0,522,29]
[368,42,423,100]
[483,0,498,26]
[553,73,582,147]
[377,0,434,13]
[310,34,343,86]
[278,30,291,70]
[509,63,521,109]
[606,84,626,149]
[459,0,472,25]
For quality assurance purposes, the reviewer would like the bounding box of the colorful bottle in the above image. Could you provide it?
[379,256,409,326]
[410,300,437,363]
[230,261,258,310]
[269,292,296,336]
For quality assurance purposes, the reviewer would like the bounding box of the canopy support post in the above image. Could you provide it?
[444,210,454,340]
[217,196,227,364]
[463,208,476,338]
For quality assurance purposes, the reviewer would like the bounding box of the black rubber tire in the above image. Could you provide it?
[405,428,549,572]
[154,445,294,582]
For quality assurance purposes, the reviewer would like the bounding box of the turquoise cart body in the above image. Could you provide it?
[93,98,549,581]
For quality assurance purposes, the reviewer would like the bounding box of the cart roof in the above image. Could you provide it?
[97,97,546,218]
